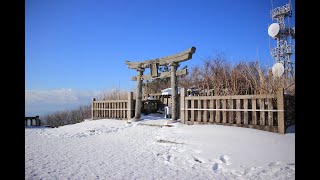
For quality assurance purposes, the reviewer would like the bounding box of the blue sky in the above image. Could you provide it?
[25,0,295,116]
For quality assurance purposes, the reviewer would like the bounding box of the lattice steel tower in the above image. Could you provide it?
[268,2,295,77]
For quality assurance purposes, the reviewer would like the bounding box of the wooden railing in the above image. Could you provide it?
[92,92,135,120]
[180,88,285,134]
[25,116,41,126]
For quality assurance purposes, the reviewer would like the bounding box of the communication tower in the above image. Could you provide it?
[268,1,295,77]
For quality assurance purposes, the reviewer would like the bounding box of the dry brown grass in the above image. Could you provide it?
[98,88,129,100]
[179,54,295,96]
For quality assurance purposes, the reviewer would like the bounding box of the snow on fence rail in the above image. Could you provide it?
[179,88,286,134]
[92,92,135,120]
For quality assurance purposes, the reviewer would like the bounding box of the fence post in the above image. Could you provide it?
[128,92,133,120]
[180,88,186,123]
[236,99,241,125]
[277,88,285,134]
[92,98,96,120]
[35,115,40,126]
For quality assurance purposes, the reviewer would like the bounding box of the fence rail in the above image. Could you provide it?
[180,88,285,134]
[92,92,135,120]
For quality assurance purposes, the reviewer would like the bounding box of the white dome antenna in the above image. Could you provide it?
[268,23,280,39]
[272,62,284,77]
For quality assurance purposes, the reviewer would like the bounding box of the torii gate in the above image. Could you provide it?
[125,47,196,122]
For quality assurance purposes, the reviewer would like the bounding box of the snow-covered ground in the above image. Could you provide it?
[25,114,295,179]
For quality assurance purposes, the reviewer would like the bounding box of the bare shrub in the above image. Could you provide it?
[178,54,295,96]
[43,105,91,127]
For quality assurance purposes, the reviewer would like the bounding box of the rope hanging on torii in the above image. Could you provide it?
[125,47,196,122]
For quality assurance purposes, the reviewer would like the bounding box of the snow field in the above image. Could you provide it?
[26,117,295,180]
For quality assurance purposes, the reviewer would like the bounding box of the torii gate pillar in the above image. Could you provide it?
[169,62,178,122]
[132,68,144,121]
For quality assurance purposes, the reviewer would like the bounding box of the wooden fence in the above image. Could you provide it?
[25,116,41,126]
[180,88,286,134]
[91,88,291,134]
[92,92,135,120]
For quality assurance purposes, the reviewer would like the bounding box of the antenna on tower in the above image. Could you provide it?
[270,0,274,12]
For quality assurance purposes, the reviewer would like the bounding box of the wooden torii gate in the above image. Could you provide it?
[125,47,196,122]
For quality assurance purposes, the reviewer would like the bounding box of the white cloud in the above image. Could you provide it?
[25,88,99,104]
[25,88,101,116]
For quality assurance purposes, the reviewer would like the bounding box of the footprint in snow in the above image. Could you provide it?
[211,155,231,173]
[163,154,172,162]
[166,155,171,161]
[213,163,219,172]
[219,155,231,165]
